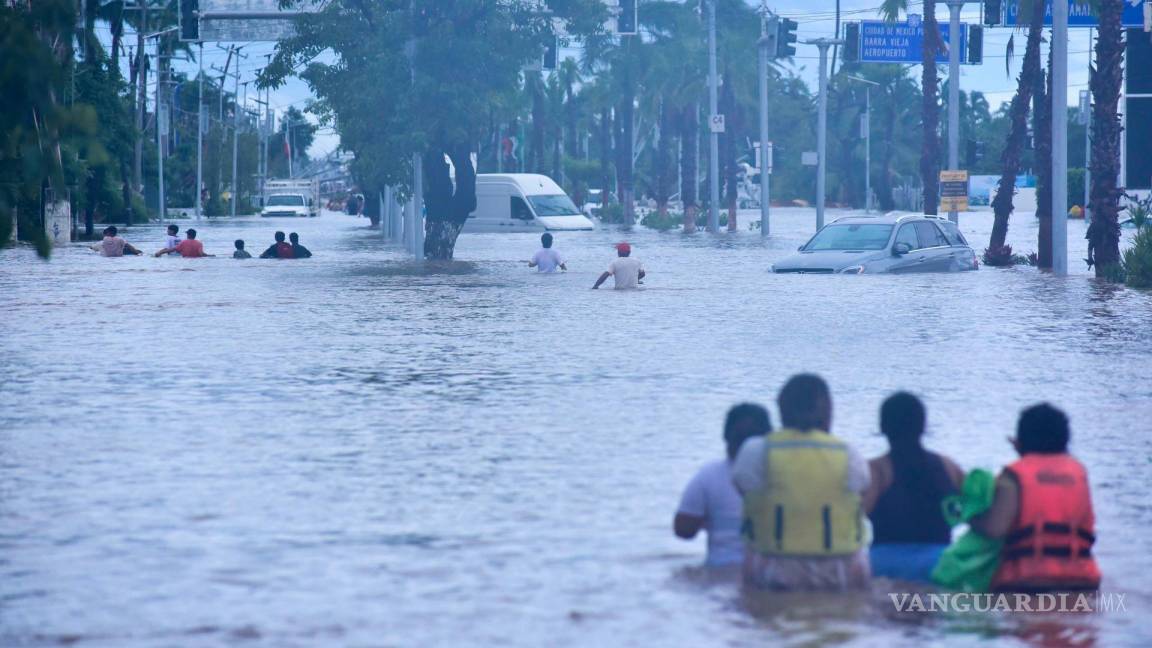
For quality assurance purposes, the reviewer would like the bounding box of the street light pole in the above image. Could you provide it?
[1052,0,1069,275]
[707,0,720,232]
[757,3,771,237]
[946,0,964,224]
[196,42,203,221]
[230,73,241,218]
[805,38,842,230]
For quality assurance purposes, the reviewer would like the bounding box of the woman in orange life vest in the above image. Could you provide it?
[970,403,1101,593]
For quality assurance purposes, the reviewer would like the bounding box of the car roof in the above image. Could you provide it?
[827,212,952,226]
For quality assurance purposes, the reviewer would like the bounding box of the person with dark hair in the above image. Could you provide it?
[528,232,566,272]
[863,392,964,582]
[161,224,181,255]
[154,229,210,257]
[92,226,142,257]
[674,403,772,567]
[233,239,252,259]
[733,374,871,590]
[971,403,1101,592]
[288,232,312,258]
[260,231,294,259]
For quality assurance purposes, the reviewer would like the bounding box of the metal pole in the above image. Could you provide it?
[947,0,962,224]
[1052,0,1068,275]
[196,43,203,220]
[758,10,770,237]
[413,153,424,258]
[816,42,829,230]
[865,86,871,213]
[230,74,241,218]
[707,0,720,232]
[156,37,165,222]
[1083,28,1093,222]
[288,125,294,179]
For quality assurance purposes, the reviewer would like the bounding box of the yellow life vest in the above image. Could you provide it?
[742,428,863,557]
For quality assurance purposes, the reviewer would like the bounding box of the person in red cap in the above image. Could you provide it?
[593,241,645,289]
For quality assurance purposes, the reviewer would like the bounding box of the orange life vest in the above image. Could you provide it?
[991,453,1101,592]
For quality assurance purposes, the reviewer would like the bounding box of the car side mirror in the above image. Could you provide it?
[892,242,912,256]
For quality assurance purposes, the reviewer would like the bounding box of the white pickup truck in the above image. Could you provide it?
[261,179,319,218]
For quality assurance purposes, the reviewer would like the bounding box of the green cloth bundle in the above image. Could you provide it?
[930,468,1003,592]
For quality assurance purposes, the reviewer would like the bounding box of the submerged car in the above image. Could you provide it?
[771,213,979,274]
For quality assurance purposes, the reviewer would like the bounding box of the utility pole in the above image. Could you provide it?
[230,73,242,218]
[805,38,843,230]
[156,34,165,222]
[1081,88,1091,221]
[1051,0,1069,275]
[946,0,966,224]
[133,0,147,205]
[845,75,879,213]
[196,42,203,220]
[706,0,720,232]
[758,3,772,237]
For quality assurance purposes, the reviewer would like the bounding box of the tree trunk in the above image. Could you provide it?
[599,107,613,208]
[133,4,147,203]
[989,7,1045,253]
[1035,42,1053,269]
[920,1,942,215]
[615,93,635,226]
[529,73,545,172]
[653,97,672,217]
[423,145,477,260]
[680,104,699,233]
[1087,2,1124,276]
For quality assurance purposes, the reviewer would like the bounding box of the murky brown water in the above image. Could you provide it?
[1,209,1150,647]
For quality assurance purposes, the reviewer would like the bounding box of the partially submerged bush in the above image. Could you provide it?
[1123,222,1152,289]
[982,244,1030,267]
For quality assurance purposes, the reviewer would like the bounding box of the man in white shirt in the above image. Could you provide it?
[674,403,772,568]
[162,224,181,256]
[528,232,566,272]
[593,242,644,289]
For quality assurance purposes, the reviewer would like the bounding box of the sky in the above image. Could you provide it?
[113,1,1103,159]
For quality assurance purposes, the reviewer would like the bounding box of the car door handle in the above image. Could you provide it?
[916,255,927,262]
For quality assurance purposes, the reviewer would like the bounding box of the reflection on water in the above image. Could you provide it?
[1,210,1150,647]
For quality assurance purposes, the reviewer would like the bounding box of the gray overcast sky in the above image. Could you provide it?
[117,1,1099,159]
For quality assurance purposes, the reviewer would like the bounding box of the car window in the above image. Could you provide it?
[938,221,969,246]
[803,224,894,250]
[915,221,950,248]
[511,196,534,220]
[894,224,919,250]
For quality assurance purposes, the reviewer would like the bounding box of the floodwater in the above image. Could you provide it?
[1,208,1150,647]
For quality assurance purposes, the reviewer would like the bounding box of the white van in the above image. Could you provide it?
[465,174,595,232]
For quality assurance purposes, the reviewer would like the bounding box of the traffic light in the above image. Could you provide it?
[983,0,1002,26]
[179,0,199,42]
[843,23,859,63]
[543,37,558,70]
[617,0,637,35]
[966,140,986,168]
[776,18,798,59]
[763,16,779,59]
[967,25,984,64]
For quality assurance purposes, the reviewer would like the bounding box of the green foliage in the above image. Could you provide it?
[1123,193,1152,229]
[640,209,681,231]
[1122,225,1152,289]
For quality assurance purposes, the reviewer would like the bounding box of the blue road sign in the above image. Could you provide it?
[1003,0,1147,27]
[858,19,967,64]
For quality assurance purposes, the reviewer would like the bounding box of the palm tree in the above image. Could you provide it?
[880,0,943,214]
[1087,0,1124,276]
[986,0,1046,261]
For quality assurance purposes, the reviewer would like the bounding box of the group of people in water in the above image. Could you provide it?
[92,225,312,260]
[528,232,646,290]
[675,373,1100,594]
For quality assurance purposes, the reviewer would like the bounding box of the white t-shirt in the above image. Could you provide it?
[607,256,643,289]
[164,234,181,254]
[677,458,745,567]
[531,248,565,273]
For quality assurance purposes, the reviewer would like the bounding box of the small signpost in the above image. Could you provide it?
[940,170,970,212]
[801,151,818,166]
[709,114,726,134]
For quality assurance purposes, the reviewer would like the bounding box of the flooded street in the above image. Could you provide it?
[2,209,1151,647]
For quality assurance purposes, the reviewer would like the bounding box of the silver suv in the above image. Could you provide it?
[771,213,979,274]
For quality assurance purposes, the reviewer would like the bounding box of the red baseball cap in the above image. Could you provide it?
[614,242,631,254]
